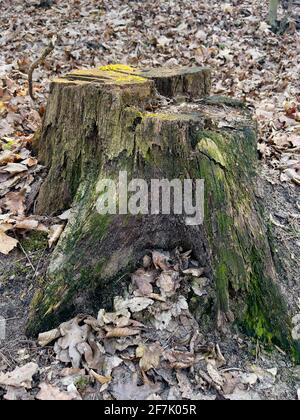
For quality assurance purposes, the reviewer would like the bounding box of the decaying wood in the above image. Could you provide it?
[27,64,299,361]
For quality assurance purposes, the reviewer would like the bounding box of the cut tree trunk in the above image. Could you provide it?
[27,65,299,360]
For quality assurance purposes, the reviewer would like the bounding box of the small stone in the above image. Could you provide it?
[143,255,152,269]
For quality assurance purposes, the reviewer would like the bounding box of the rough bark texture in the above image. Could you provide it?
[27,65,299,360]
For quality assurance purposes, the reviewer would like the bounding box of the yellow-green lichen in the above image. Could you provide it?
[69,68,146,84]
[98,64,137,73]
[198,137,227,168]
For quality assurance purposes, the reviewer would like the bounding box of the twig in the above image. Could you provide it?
[28,38,55,100]
[0,350,12,369]
[4,317,20,322]
[18,242,36,273]
[32,247,47,280]
[220,367,243,373]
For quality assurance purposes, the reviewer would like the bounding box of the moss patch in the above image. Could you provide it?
[20,231,48,253]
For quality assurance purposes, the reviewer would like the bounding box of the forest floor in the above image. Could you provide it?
[0,0,300,400]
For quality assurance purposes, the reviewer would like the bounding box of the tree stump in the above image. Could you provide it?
[27,65,298,360]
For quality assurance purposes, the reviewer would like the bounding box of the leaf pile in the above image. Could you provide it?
[0,134,67,254]
[0,249,298,400]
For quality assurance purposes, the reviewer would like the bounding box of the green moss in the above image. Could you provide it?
[197,137,227,168]
[194,127,299,361]
[75,376,90,392]
[2,138,16,150]
[215,262,229,313]
[20,231,48,253]
[88,213,111,241]
[240,248,299,361]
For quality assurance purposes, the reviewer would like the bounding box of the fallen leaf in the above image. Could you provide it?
[36,382,80,400]
[0,230,18,255]
[206,363,224,388]
[2,189,26,215]
[0,162,28,174]
[0,150,19,165]
[136,342,162,371]
[112,374,161,400]
[156,271,180,297]
[15,218,39,231]
[105,327,140,338]
[114,296,154,313]
[4,386,30,401]
[131,268,155,296]
[20,157,38,167]
[38,328,61,347]
[48,224,64,248]
[0,362,38,389]
[55,317,90,368]
[90,369,112,385]
[103,355,123,376]
[152,250,171,271]
[182,267,204,277]
[164,350,195,369]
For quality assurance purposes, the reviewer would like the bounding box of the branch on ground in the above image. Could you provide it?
[28,37,56,101]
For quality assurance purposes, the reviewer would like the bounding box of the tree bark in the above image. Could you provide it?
[27,65,298,360]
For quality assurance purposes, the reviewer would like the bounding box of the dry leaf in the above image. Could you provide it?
[131,268,155,296]
[15,218,39,231]
[38,328,61,347]
[1,162,27,174]
[164,350,195,369]
[48,224,64,248]
[2,189,26,215]
[105,327,140,338]
[4,386,30,401]
[0,362,38,389]
[112,373,161,400]
[152,250,171,271]
[114,296,154,313]
[136,342,162,371]
[90,369,112,385]
[21,157,38,167]
[153,309,172,331]
[0,150,19,165]
[56,317,90,368]
[182,267,204,277]
[36,382,80,400]
[206,363,224,388]
[103,355,123,376]
[0,230,18,255]
[156,271,180,297]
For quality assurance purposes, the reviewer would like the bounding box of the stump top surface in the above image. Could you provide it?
[54,64,211,91]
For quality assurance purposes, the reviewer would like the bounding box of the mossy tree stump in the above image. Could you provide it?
[28,64,298,360]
